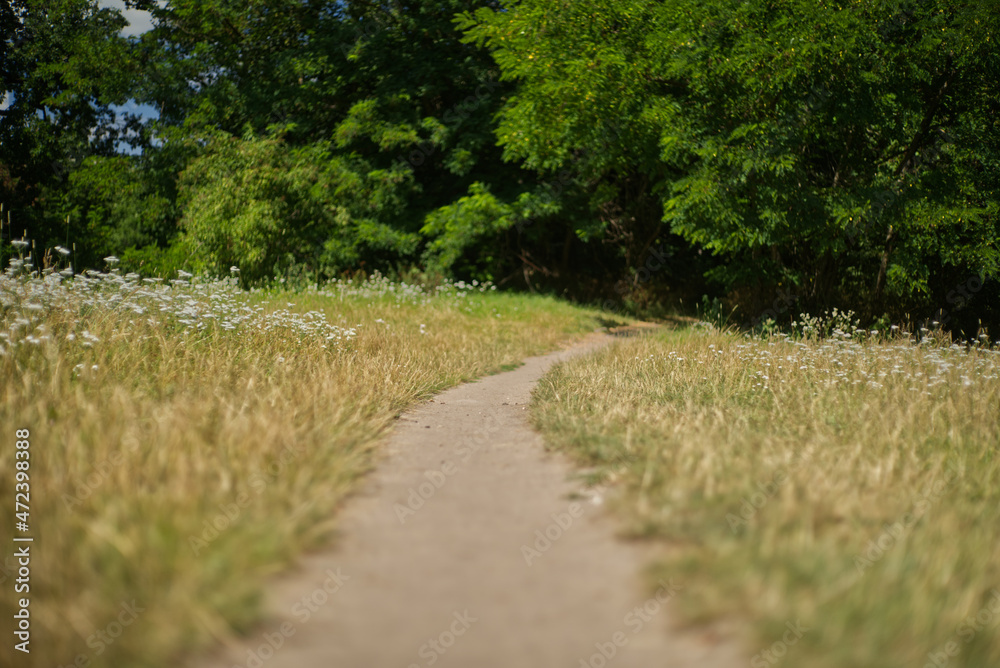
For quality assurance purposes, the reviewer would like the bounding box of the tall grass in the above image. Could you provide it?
[532,324,1000,668]
[0,261,598,668]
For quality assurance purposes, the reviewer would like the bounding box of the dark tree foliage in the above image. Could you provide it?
[127,0,567,284]
[1,0,145,265]
[463,0,1000,327]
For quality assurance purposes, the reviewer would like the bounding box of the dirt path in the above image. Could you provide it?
[188,331,742,668]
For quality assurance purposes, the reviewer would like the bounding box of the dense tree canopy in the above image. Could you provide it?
[462,0,1000,320]
[2,0,997,330]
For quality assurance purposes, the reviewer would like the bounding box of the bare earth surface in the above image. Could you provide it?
[188,331,742,668]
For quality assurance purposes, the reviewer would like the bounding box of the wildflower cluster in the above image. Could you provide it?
[791,308,863,340]
[626,333,999,397]
[301,272,497,310]
[732,337,1000,394]
[0,259,361,358]
[0,252,511,363]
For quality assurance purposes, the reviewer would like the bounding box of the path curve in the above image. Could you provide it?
[188,331,741,668]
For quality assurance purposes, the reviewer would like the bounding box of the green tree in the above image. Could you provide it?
[135,0,607,287]
[0,0,144,257]
[176,132,418,284]
[464,0,1000,322]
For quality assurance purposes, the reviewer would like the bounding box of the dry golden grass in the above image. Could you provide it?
[532,325,1000,668]
[0,271,598,668]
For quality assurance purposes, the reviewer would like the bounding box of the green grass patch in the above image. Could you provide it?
[532,326,1000,668]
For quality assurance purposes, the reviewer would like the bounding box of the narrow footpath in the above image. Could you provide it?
[188,331,741,668]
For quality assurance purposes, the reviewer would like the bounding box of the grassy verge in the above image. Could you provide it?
[532,324,1000,668]
[0,269,599,668]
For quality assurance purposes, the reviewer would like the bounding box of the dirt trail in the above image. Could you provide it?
[188,331,742,668]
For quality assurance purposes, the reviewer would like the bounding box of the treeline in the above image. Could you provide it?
[2,0,998,332]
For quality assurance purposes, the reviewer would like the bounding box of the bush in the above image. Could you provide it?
[178,133,419,285]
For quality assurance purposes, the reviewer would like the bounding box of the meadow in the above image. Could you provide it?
[0,254,599,668]
[532,317,1000,668]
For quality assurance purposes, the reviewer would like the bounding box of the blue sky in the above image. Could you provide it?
[2,2,157,116]
[97,0,156,37]
[99,1,160,130]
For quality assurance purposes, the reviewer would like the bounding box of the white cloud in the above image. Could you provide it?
[1,92,12,111]
[97,0,155,37]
